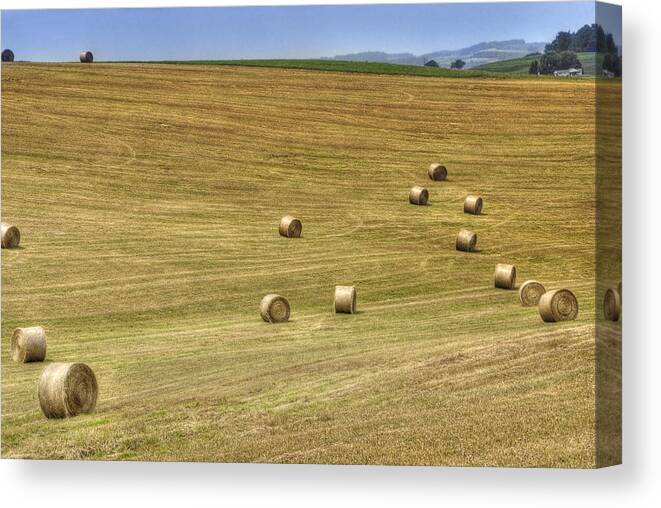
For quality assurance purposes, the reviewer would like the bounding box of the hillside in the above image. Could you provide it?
[2,63,619,466]
[475,52,602,75]
[126,59,497,78]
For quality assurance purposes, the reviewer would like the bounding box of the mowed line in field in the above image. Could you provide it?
[2,63,603,465]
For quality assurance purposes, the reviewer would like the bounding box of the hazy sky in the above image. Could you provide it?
[1,2,621,62]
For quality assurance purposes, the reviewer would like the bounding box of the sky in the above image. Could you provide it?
[1,2,621,62]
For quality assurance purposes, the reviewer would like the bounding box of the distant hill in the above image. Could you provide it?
[325,39,546,68]
[474,52,602,75]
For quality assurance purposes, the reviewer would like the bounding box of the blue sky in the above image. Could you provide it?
[1,2,620,62]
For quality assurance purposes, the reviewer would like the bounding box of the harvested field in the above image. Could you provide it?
[1,63,620,466]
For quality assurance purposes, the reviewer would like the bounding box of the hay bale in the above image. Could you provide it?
[11,326,47,363]
[519,280,546,306]
[409,186,429,205]
[464,195,483,215]
[279,215,302,238]
[38,362,98,419]
[79,51,94,63]
[603,287,621,322]
[260,294,290,323]
[2,49,14,62]
[428,163,447,181]
[456,229,477,252]
[335,285,357,314]
[538,289,579,322]
[494,263,516,289]
[618,281,622,299]
[1,222,20,249]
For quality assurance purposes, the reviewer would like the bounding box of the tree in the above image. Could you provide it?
[605,33,618,55]
[558,51,582,70]
[538,51,582,74]
[572,24,597,52]
[528,60,539,75]
[450,59,466,70]
[545,31,573,53]
[539,53,559,74]
[545,24,618,55]
[595,24,607,53]
[602,53,622,77]
[424,59,439,68]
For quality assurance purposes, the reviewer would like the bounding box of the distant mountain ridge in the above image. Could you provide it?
[324,39,546,68]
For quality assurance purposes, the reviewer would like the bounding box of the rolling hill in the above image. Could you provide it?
[475,52,603,75]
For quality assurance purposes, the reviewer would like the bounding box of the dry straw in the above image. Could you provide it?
[335,285,357,314]
[494,263,517,289]
[2,49,14,62]
[428,163,448,181]
[519,280,546,306]
[11,326,47,363]
[38,362,98,419]
[1,222,20,248]
[279,215,302,238]
[456,229,477,252]
[260,294,291,323]
[538,289,579,322]
[464,195,483,215]
[409,186,429,205]
[603,287,621,322]
[79,51,94,63]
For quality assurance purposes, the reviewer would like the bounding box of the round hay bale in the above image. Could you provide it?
[464,195,483,215]
[538,289,579,322]
[11,326,47,363]
[334,285,357,314]
[603,287,621,322]
[38,362,98,419]
[519,280,546,306]
[409,186,429,205]
[494,263,516,289]
[455,229,477,252]
[2,49,15,62]
[428,163,447,181]
[260,294,290,323]
[1,222,20,249]
[79,51,94,63]
[279,215,302,238]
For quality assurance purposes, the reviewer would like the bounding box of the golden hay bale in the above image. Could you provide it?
[409,186,429,205]
[603,287,621,322]
[519,280,546,306]
[1,222,20,249]
[494,263,516,289]
[455,229,477,252]
[2,49,14,62]
[38,362,98,419]
[279,215,302,238]
[79,51,94,63]
[428,163,448,181]
[538,289,579,322]
[334,285,357,314]
[11,326,47,363]
[464,195,483,215]
[260,294,291,323]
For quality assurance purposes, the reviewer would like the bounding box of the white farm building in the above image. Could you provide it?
[553,68,583,77]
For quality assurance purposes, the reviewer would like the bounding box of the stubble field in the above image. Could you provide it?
[2,63,613,466]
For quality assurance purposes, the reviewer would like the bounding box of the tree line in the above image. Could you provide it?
[528,24,621,76]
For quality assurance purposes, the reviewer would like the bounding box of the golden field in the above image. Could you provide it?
[1,63,620,466]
